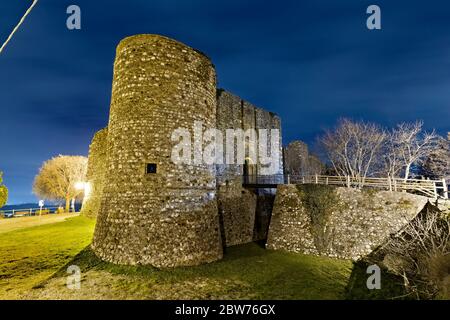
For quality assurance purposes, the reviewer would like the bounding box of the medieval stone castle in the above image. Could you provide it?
[81,34,283,267]
[81,34,430,269]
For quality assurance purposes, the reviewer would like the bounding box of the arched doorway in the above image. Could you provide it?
[244,157,256,184]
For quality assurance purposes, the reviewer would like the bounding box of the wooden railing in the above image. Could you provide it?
[239,174,448,199]
[0,206,61,218]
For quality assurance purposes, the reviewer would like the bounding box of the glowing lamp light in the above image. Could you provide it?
[75,181,86,190]
[84,182,92,199]
[75,181,91,201]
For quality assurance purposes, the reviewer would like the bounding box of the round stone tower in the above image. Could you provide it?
[92,35,222,267]
[80,128,108,218]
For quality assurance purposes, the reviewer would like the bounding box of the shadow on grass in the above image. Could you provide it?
[221,241,271,262]
[48,245,163,281]
[32,245,100,289]
[51,246,103,277]
[345,260,410,300]
[34,242,408,300]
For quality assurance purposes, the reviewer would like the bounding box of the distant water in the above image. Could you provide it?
[1,203,82,211]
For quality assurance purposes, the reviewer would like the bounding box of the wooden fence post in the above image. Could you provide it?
[287,175,290,184]
[346,175,351,188]
[388,176,392,191]
[433,181,438,199]
[315,174,318,184]
[443,179,448,199]
[326,177,329,185]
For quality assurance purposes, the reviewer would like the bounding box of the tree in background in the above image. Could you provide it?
[392,121,437,181]
[319,119,440,185]
[419,137,450,180]
[0,171,8,208]
[33,155,88,212]
[380,130,403,180]
[318,118,386,187]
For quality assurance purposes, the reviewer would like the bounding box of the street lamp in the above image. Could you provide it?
[75,181,86,190]
[75,181,91,197]
[74,181,91,212]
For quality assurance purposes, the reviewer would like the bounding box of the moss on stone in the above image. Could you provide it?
[396,198,413,209]
[295,184,339,254]
[268,185,429,261]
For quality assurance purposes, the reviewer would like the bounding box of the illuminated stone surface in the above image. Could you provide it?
[88,35,283,267]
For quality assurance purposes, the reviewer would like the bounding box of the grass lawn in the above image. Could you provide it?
[0,216,95,299]
[0,216,403,300]
[27,243,353,300]
[0,213,80,234]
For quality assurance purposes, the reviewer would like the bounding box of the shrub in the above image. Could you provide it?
[35,209,50,215]
[370,203,450,299]
[56,207,65,214]
[427,251,450,299]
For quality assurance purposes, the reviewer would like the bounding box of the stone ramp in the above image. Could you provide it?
[266,185,429,260]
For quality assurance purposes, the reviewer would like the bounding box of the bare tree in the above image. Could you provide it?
[393,121,438,181]
[381,130,403,180]
[33,155,88,212]
[419,136,450,180]
[374,205,450,299]
[319,118,386,187]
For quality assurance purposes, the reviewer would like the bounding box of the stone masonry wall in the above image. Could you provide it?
[253,194,276,241]
[89,35,284,266]
[215,90,282,246]
[216,90,283,177]
[92,35,222,267]
[217,179,257,246]
[283,140,324,177]
[215,90,243,177]
[80,128,108,218]
[87,83,283,256]
[267,184,429,260]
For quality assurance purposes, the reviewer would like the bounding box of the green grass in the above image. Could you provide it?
[47,242,353,299]
[345,261,410,300]
[0,215,405,300]
[0,216,95,299]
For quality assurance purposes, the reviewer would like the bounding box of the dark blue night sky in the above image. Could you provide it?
[1,0,449,204]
